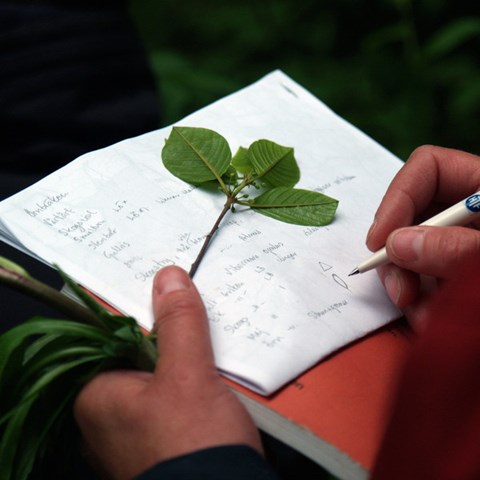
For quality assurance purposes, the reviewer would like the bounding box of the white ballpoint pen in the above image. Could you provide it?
[349,191,480,276]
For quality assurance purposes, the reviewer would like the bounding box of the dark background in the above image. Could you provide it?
[131,0,480,159]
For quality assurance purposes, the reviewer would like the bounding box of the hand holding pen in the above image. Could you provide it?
[356,145,480,330]
[350,191,480,275]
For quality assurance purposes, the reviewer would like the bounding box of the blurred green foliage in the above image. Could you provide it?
[129,0,479,160]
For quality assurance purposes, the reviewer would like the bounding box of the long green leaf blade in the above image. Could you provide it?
[0,356,103,479]
[162,126,232,185]
[24,355,106,404]
[15,390,76,480]
[248,140,300,187]
[250,187,338,226]
[0,396,36,479]
[16,345,107,396]
[0,317,111,380]
[58,266,111,318]
[23,334,63,364]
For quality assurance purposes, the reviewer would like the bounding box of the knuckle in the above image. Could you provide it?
[437,235,462,265]
[431,229,480,272]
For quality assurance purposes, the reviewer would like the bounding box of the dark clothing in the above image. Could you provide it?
[136,446,280,480]
[0,1,160,175]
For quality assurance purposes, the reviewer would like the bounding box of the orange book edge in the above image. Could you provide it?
[224,322,412,479]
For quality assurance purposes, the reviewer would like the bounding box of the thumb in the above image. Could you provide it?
[151,266,216,380]
[386,226,480,278]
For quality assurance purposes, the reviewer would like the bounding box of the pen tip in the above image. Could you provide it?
[348,268,359,276]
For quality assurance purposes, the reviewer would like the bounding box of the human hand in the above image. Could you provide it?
[74,266,262,480]
[366,145,480,330]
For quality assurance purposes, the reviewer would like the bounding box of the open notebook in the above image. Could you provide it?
[0,70,401,395]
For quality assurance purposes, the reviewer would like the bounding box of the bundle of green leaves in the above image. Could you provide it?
[0,260,157,479]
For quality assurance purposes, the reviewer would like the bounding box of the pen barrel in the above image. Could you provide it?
[421,194,480,227]
[356,246,388,273]
[354,192,480,275]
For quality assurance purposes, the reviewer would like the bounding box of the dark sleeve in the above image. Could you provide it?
[135,445,281,480]
[0,1,161,177]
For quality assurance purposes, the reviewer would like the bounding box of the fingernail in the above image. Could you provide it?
[390,228,425,262]
[384,270,401,305]
[154,266,191,294]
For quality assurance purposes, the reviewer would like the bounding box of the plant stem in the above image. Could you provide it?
[0,266,108,330]
[189,196,234,278]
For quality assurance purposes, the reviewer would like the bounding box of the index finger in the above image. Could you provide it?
[367,145,480,251]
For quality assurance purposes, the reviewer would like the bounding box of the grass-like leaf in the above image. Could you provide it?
[0,354,105,478]
[0,312,154,479]
[58,267,112,319]
[14,391,75,480]
[0,318,111,380]
[0,396,37,479]
[250,187,339,226]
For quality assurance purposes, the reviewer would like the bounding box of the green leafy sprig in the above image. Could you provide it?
[162,126,338,276]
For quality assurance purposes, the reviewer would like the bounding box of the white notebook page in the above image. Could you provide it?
[0,71,401,395]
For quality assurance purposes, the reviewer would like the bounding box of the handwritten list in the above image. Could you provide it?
[0,71,402,395]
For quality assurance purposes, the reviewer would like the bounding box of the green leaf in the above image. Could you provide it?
[58,266,110,318]
[250,187,338,226]
[0,395,37,479]
[232,146,252,174]
[162,126,232,185]
[113,323,142,342]
[57,267,143,334]
[23,334,63,364]
[0,262,157,478]
[58,265,134,333]
[14,391,75,480]
[0,336,30,409]
[15,345,107,398]
[248,139,300,187]
[24,355,105,403]
[0,356,103,479]
[0,317,110,381]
